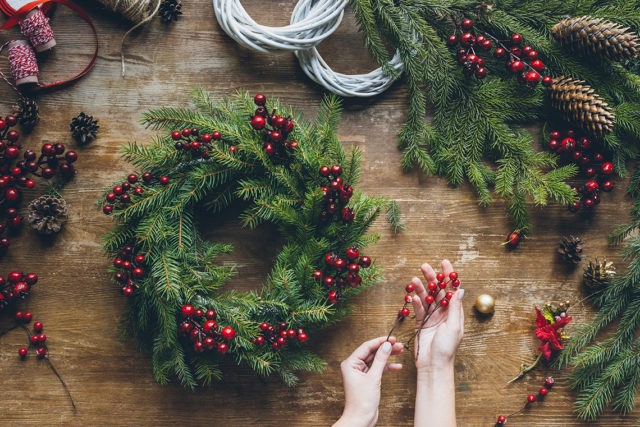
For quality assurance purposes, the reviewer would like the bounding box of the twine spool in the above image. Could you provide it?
[7,39,38,85]
[213,0,404,98]
[94,0,156,23]
[19,8,56,52]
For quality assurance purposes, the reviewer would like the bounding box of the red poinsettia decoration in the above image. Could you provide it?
[509,304,572,383]
[535,307,572,360]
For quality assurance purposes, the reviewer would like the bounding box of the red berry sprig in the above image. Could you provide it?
[172,127,223,158]
[12,311,77,412]
[250,93,298,156]
[504,229,525,249]
[0,270,38,312]
[389,271,460,350]
[102,172,170,215]
[313,247,372,304]
[0,115,77,255]
[178,304,235,354]
[111,244,146,297]
[545,129,614,212]
[447,19,553,87]
[319,165,354,223]
[254,321,308,350]
[496,377,555,426]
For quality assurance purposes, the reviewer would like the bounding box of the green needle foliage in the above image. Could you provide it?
[102,90,401,389]
[350,0,640,230]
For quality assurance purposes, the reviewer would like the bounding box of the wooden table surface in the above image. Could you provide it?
[0,2,637,426]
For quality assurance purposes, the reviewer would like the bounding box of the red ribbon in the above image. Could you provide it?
[1,0,98,91]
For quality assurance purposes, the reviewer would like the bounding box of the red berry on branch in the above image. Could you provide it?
[436,272,445,282]
[494,47,506,58]
[251,115,266,130]
[358,256,372,268]
[23,312,32,321]
[542,76,553,87]
[585,180,599,192]
[399,307,411,318]
[33,321,43,332]
[524,70,541,84]
[509,61,524,73]
[545,376,555,387]
[405,283,415,293]
[583,197,595,208]
[548,139,560,151]
[539,387,549,396]
[446,34,458,46]
[181,304,194,318]
[181,128,191,137]
[510,33,523,45]
[601,161,614,175]
[36,347,47,358]
[460,32,474,46]
[475,67,487,79]
[561,137,576,152]
[449,271,458,280]
[527,394,536,403]
[159,176,170,185]
[345,246,360,260]
[18,347,27,358]
[440,299,449,308]
[405,294,413,303]
[461,18,473,30]
[427,282,437,292]
[507,232,521,247]
[530,59,545,71]
[426,295,435,304]
[528,50,539,60]
[481,39,493,51]
[103,205,114,215]
[497,415,507,424]
[8,271,22,282]
[602,180,614,192]
[171,131,181,140]
[297,332,308,343]
[254,94,266,106]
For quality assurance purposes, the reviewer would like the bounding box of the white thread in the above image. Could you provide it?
[213,0,404,98]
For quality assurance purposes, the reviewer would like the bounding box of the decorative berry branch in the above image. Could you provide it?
[496,377,556,426]
[313,247,372,304]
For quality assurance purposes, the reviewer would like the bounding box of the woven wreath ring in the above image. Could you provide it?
[213,0,404,97]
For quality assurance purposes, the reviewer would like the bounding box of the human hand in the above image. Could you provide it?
[333,336,404,427]
[410,260,465,372]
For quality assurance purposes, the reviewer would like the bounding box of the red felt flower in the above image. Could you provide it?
[534,308,571,360]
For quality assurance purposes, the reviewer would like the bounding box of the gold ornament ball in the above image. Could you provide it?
[474,294,495,315]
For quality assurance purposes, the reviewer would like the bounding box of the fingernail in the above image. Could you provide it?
[458,289,465,299]
[381,341,392,353]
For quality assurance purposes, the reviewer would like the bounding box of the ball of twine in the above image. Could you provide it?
[95,0,157,24]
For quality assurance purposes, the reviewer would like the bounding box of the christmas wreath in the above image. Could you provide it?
[100,90,401,388]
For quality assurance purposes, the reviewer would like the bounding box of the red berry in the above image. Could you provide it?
[527,394,536,403]
[524,70,541,84]
[254,94,266,106]
[251,115,266,130]
[540,387,549,396]
[440,299,449,308]
[23,312,32,321]
[602,180,614,192]
[446,291,454,300]
[446,34,458,46]
[530,59,545,72]
[221,326,236,341]
[461,18,473,30]
[181,128,191,137]
[171,131,181,140]
[181,304,194,318]
[405,283,416,293]
[33,321,43,332]
[481,39,493,51]
[511,33,523,45]
[264,143,275,155]
[452,279,461,287]
[345,246,360,260]
[426,295,435,304]
[548,139,560,151]
[103,205,114,215]
[436,272,445,282]
[18,347,28,358]
[494,47,506,58]
[297,332,308,343]
[561,137,576,152]
[8,271,22,282]
[601,161,614,175]
[508,232,520,247]
[542,76,553,87]
[132,267,145,278]
[585,180,599,191]
[358,256,372,268]
[475,67,487,79]
[399,307,411,317]
[527,49,538,60]
[159,176,170,185]
[15,311,23,321]
[449,272,458,280]
[545,376,555,387]
[497,415,507,424]
[331,165,343,176]
[427,282,437,292]
[460,32,474,46]
[36,347,47,358]
[509,60,524,73]
[405,294,413,303]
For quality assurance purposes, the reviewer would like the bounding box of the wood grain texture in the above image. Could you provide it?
[0,1,637,425]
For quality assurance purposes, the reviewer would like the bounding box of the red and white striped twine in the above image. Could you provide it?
[19,8,56,52]
[7,40,39,85]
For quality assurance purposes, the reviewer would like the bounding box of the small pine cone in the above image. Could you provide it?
[548,76,615,136]
[583,258,615,290]
[27,195,68,235]
[552,16,640,61]
[13,97,39,132]
[159,0,182,23]
[558,235,585,265]
[70,112,99,145]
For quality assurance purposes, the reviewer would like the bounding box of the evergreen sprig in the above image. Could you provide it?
[102,91,401,388]
[351,0,640,230]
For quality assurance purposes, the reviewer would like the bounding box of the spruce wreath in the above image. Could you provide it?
[100,90,402,389]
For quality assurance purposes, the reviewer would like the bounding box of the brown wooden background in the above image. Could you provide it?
[0,2,637,425]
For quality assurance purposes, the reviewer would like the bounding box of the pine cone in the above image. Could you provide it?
[548,76,615,136]
[159,0,182,23]
[552,16,640,61]
[27,195,68,235]
[13,97,39,132]
[70,112,99,145]
[583,258,615,290]
[558,235,585,265]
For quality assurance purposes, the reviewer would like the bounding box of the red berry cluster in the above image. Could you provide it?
[178,304,235,354]
[111,245,146,297]
[172,127,223,158]
[545,129,614,212]
[447,18,553,87]
[319,165,354,223]
[250,94,298,156]
[254,321,308,350]
[16,313,48,359]
[102,172,170,215]
[496,377,555,426]
[399,271,460,319]
[0,115,77,255]
[0,270,38,311]
[313,247,371,304]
